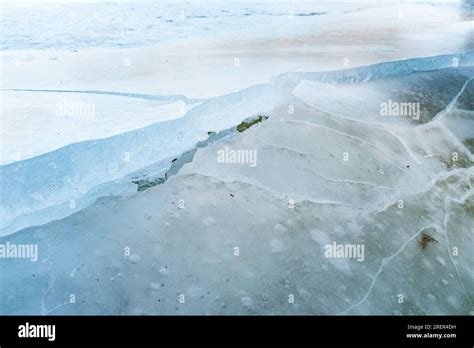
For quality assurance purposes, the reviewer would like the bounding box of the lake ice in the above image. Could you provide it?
[0,0,472,315]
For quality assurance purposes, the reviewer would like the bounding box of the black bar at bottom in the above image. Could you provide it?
[0,315,472,346]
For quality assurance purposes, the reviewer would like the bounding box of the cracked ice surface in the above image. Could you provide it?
[2,0,473,238]
[1,64,473,315]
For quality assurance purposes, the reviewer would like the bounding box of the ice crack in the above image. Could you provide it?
[338,224,435,314]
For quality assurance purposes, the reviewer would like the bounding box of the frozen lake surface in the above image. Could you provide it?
[2,62,473,315]
[0,1,473,315]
